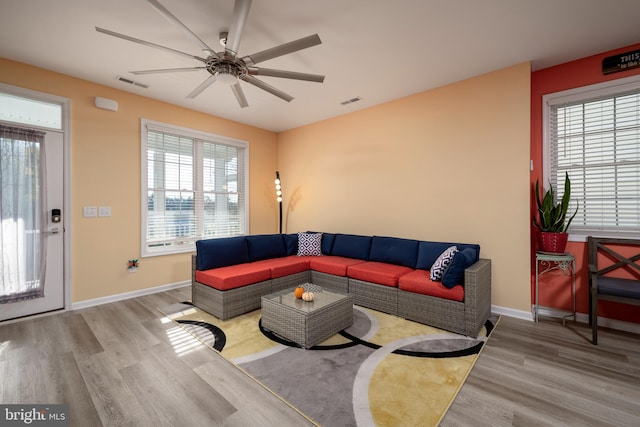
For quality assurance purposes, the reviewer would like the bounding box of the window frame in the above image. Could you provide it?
[140,118,249,257]
[542,73,640,242]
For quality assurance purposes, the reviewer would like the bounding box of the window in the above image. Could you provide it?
[141,119,248,256]
[544,75,640,238]
[0,92,62,130]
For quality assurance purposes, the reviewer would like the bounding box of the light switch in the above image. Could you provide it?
[83,206,97,217]
[98,206,112,217]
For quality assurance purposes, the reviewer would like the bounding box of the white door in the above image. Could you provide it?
[0,130,64,321]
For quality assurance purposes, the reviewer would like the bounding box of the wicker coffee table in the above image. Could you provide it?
[261,285,354,349]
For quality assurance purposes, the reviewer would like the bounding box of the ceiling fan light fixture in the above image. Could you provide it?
[216,70,238,85]
[214,63,239,85]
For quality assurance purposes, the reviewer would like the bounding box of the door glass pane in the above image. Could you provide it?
[1,128,46,303]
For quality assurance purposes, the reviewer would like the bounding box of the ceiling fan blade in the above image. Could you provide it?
[248,67,325,83]
[225,0,252,57]
[145,0,217,56]
[96,27,207,63]
[242,34,322,66]
[131,67,206,75]
[230,82,249,108]
[186,75,217,99]
[242,75,293,102]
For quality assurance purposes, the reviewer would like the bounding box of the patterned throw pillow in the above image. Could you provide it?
[430,246,458,281]
[297,232,323,256]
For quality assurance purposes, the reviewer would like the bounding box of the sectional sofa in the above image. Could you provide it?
[192,232,492,337]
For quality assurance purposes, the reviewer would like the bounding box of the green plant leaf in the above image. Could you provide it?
[535,180,542,211]
[564,201,579,232]
[533,172,578,233]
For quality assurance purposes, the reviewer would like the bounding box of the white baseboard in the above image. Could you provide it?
[492,304,640,336]
[491,305,533,321]
[71,280,190,310]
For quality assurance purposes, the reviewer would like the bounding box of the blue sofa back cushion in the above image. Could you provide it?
[246,234,286,262]
[322,233,336,255]
[331,234,372,260]
[416,241,480,270]
[441,247,478,288]
[283,233,298,256]
[196,236,249,270]
[369,236,419,268]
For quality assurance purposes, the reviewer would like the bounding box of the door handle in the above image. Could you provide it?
[46,227,61,235]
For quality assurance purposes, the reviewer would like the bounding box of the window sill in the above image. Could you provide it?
[142,243,196,258]
[569,231,640,243]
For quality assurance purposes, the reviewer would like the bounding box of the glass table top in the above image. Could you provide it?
[262,284,351,314]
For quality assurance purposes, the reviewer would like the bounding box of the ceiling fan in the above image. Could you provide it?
[96,0,324,108]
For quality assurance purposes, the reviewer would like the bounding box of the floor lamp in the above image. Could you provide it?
[275,171,283,234]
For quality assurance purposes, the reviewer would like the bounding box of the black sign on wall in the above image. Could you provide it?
[603,49,640,75]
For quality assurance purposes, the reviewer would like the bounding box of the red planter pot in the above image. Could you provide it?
[537,231,569,253]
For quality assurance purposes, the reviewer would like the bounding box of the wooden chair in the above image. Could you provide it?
[588,237,640,344]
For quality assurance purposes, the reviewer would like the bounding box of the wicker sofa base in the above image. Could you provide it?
[271,271,312,293]
[310,270,349,293]
[349,278,398,316]
[398,291,467,334]
[192,280,272,320]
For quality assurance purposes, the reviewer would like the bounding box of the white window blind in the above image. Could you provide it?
[142,119,248,256]
[546,77,640,237]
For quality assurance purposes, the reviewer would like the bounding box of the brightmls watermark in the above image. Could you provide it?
[0,405,69,426]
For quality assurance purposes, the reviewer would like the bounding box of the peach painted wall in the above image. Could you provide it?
[0,58,278,303]
[531,43,640,325]
[278,63,532,312]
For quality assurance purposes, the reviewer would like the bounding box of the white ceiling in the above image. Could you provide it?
[1,0,640,132]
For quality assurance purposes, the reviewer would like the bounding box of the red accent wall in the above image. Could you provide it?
[531,42,640,324]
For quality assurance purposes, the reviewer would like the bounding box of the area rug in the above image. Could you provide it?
[159,301,498,426]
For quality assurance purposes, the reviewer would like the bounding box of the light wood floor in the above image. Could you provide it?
[2,289,639,426]
[443,315,640,426]
[0,287,315,427]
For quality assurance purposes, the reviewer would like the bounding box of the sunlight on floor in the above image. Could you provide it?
[184,324,215,344]
[160,307,198,324]
[165,324,204,356]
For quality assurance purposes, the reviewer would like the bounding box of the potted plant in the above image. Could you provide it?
[533,172,578,253]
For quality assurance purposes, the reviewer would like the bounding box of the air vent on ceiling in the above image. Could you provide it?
[116,76,149,89]
[340,96,363,106]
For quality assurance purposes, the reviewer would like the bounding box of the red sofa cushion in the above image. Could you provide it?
[251,256,310,278]
[398,269,464,302]
[347,261,414,287]
[309,256,366,276]
[195,263,271,291]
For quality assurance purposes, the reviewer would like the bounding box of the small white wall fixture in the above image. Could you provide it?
[95,97,118,112]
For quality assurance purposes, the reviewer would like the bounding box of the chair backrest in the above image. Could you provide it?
[588,236,640,281]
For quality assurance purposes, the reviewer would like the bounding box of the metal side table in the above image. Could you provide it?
[534,251,576,325]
